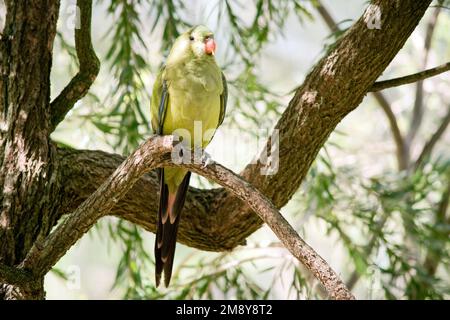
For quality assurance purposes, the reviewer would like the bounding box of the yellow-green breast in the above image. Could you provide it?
[162,58,223,191]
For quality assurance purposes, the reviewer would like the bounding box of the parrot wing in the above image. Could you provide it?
[218,72,228,126]
[150,69,168,134]
[151,67,192,287]
[150,67,227,288]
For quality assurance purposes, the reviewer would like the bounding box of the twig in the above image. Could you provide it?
[50,0,100,131]
[22,135,355,300]
[315,1,339,33]
[415,106,450,169]
[406,4,442,148]
[0,263,32,287]
[372,92,408,170]
[369,62,450,92]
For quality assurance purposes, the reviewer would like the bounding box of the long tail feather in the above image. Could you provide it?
[155,170,191,287]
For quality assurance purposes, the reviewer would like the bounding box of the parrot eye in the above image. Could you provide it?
[189,35,194,41]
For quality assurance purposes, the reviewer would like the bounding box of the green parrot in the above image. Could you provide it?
[150,25,227,287]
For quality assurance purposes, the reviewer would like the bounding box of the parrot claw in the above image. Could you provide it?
[193,146,213,167]
[201,151,214,167]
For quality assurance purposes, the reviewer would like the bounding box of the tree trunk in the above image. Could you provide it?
[0,0,60,299]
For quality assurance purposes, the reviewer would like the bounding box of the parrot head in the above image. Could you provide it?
[167,25,217,64]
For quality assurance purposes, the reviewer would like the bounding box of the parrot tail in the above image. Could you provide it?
[155,169,191,287]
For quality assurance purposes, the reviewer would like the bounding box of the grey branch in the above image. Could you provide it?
[22,135,355,300]
[370,62,450,92]
[50,0,100,132]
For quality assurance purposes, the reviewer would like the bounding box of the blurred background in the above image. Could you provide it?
[45,0,449,299]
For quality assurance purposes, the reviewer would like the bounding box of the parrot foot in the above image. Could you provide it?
[200,151,214,168]
[193,147,214,167]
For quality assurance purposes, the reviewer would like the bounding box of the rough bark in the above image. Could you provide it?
[0,0,60,299]
[370,61,450,92]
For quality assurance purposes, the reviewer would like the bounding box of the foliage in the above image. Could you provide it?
[303,150,450,299]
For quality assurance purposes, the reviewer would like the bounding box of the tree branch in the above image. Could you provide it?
[50,0,100,132]
[406,4,442,149]
[372,92,408,170]
[370,61,450,92]
[0,263,32,287]
[23,135,354,300]
[415,106,450,169]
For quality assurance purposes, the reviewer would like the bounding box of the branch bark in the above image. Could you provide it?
[50,0,100,132]
[0,0,61,299]
[370,61,450,92]
[23,135,355,300]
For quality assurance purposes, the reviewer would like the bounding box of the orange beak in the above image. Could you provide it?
[205,38,216,55]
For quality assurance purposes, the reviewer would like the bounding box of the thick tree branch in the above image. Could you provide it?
[370,61,450,92]
[23,135,354,300]
[210,1,433,243]
[50,0,100,132]
[415,106,450,169]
